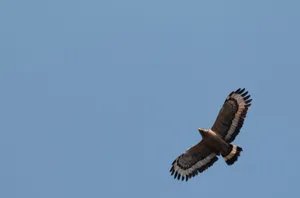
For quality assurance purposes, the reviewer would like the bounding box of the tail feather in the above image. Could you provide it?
[222,144,242,165]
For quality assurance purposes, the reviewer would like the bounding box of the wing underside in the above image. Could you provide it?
[169,140,218,182]
[211,88,252,142]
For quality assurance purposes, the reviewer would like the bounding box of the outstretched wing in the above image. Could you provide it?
[169,140,218,182]
[211,88,252,143]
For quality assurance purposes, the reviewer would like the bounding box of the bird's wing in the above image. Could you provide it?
[211,88,252,143]
[170,140,218,182]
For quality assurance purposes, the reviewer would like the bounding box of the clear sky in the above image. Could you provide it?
[1,0,300,197]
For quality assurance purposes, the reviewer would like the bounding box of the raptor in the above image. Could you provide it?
[169,88,252,182]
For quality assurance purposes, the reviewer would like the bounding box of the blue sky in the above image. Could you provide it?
[1,0,300,197]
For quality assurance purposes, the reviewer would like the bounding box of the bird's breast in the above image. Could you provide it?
[204,130,226,152]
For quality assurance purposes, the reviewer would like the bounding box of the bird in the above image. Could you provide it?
[169,88,252,182]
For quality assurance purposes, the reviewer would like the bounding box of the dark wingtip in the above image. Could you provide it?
[246,99,252,104]
[174,171,178,179]
[177,174,181,180]
[235,88,241,93]
[241,91,248,97]
[172,160,176,165]
[244,95,251,100]
[170,166,174,172]
[234,88,253,106]
[239,88,245,94]
[171,169,175,175]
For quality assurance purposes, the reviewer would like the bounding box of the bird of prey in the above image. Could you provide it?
[169,88,252,182]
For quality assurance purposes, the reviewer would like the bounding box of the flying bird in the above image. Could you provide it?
[170,88,252,182]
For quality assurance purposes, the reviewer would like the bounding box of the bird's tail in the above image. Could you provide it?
[222,144,243,165]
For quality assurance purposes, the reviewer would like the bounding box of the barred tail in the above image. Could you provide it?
[222,144,243,165]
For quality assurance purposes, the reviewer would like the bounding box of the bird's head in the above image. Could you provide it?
[198,128,205,132]
[198,128,208,136]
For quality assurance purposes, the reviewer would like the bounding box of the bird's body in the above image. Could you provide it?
[198,129,229,155]
[170,88,252,181]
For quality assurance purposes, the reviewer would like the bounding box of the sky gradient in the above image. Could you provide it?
[1,0,300,197]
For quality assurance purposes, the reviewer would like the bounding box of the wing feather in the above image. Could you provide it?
[169,140,218,182]
[211,88,252,142]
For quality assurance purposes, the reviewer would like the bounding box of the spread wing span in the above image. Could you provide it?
[169,140,218,182]
[211,88,252,143]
